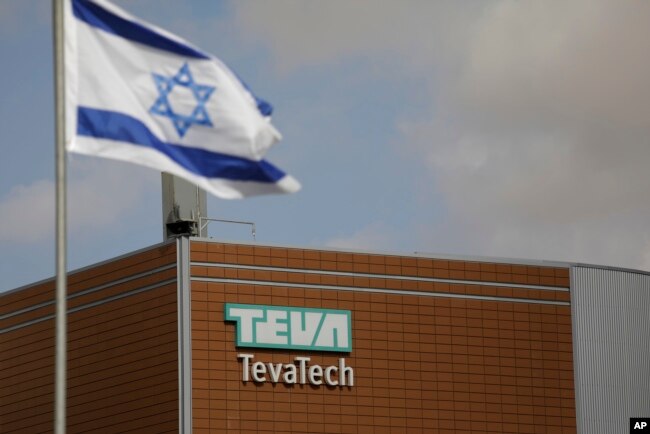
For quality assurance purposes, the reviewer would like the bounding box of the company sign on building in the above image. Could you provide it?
[225,304,354,386]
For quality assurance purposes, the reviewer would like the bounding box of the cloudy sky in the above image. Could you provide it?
[1,0,649,292]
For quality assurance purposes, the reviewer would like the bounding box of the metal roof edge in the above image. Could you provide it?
[188,237,573,268]
[0,239,177,298]
[189,237,650,275]
[6,237,648,298]
[569,262,650,277]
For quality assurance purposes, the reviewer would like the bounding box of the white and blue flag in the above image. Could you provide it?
[64,0,300,198]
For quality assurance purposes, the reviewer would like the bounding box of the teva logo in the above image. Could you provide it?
[225,303,352,352]
[225,303,355,387]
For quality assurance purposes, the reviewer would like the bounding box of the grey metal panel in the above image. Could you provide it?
[572,266,650,434]
[177,237,192,434]
[192,276,570,306]
[163,174,207,240]
[0,278,176,335]
[0,264,176,321]
[191,261,568,292]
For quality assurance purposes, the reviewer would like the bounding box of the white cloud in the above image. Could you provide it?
[229,0,481,76]
[406,0,650,270]
[0,159,155,243]
[325,222,397,252]
[0,180,55,243]
[229,0,650,271]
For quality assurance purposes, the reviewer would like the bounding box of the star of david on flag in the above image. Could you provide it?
[150,63,215,138]
[64,0,300,199]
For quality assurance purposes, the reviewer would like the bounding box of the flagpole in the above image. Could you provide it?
[53,0,67,433]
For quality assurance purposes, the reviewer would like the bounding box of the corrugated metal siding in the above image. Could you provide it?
[572,267,650,434]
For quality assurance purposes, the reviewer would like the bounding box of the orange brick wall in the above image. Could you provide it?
[190,241,575,434]
[0,242,179,433]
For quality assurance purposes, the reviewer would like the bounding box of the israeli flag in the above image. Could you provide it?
[64,0,300,198]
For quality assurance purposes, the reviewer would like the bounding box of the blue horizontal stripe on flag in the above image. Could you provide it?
[77,107,286,183]
[73,0,209,60]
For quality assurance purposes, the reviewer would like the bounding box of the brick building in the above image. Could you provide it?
[1,237,648,433]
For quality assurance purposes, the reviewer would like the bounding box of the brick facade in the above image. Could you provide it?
[190,241,575,434]
[0,239,576,433]
[0,243,178,433]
